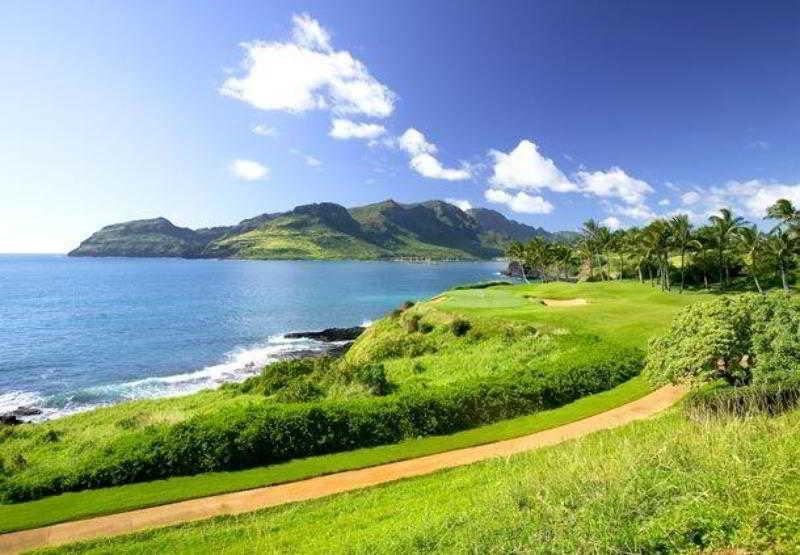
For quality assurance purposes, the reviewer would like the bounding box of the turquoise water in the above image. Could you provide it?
[0,256,504,419]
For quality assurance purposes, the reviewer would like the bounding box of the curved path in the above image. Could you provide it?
[0,385,683,554]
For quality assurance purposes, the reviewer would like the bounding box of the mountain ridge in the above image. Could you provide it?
[69,200,576,260]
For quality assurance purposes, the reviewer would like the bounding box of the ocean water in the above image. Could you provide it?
[0,255,504,420]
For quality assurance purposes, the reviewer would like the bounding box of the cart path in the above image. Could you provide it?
[0,385,684,554]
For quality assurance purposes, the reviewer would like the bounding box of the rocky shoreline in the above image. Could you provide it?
[0,326,367,426]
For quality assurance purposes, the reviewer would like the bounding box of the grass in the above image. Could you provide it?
[0,376,650,533]
[46,405,800,554]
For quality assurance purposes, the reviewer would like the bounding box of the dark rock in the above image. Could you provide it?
[0,414,22,426]
[11,406,42,417]
[285,326,365,342]
[326,342,354,358]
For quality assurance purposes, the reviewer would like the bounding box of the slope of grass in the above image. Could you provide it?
[0,377,650,534]
[0,282,708,511]
[49,407,800,554]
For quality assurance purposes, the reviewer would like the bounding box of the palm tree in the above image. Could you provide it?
[766,198,800,232]
[736,225,765,294]
[767,227,798,293]
[594,226,613,280]
[642,220,671,290]
[507,241,528,283]
[669,215,694,293]
[580,219,601,280]
[611,229,627,280]
[692,227,715,290]
[708,208,745,289]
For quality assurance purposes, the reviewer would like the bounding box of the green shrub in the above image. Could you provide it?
[401,300,416,310]
[412,362,427,374]
[419,322,434,334]
[645,294,800,387]
[354,363,390,396]
[0,347,642,502]
[275,380,323,403]
[405,314,422,333]
[237,357,331,396]
[450,281,510,291]
[450,318,471,337]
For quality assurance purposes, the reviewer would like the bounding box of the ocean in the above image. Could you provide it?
[0,255,504,420]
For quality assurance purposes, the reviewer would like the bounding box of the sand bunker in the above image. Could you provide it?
[527,297,588,307]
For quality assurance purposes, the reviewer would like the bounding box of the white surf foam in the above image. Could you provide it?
[13,334,333,422]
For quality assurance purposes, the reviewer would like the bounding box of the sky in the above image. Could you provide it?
[1,1,799,253]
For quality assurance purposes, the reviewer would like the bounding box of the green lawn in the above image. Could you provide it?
[45,405,800,554]
[0,377,650,534]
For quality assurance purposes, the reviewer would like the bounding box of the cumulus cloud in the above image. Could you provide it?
[601,216,622,230]
[221,14,395,118]
[489,140,576,193]
[484,189,554,214]
[658,198,671,206]
[681,191,701,205]
[575,167,653,205]
[398,128,470,181]
[610,202,657,221]
[230,159,269,181]
[713,180,800,218]
[446,198,473,211]
[329,119,386,140]
[251,124,276,136]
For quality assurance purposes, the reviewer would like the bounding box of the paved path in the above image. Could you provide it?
[0,385,683,554]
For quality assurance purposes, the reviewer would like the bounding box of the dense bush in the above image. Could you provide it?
[353,363,389,396]
[645,294,800,386]
[450,281,511,291]
[235,358,331,396]
[0,346,642,502]
[685,379,800,418]
[450,318,472,337]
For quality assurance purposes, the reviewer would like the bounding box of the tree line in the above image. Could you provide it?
[507,198,800,292]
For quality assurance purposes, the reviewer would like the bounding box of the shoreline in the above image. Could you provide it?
[0,327,366,425]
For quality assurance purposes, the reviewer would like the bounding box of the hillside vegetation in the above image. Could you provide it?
[69,199,565,260]
[0,282,704,504]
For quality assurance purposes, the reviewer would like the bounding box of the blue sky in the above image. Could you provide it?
[1,1,799,252]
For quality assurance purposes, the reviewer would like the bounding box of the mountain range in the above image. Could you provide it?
[69,200,577,260]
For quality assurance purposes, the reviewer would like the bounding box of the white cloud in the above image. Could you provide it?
[221,14,395,118]
[681,191,701,205]
[575,167,653,205]
[290,149,322,167]
[252,124,276,136]
[398,128,436,156]
[304,155,322,167]
[446,198,473,211]
[601,216,622,230]
[230,159,269,181]
[292,13,332,52]
[746,140,770,151]
[398,128,470,181]
[714,180,800,218]
[658,198,671,206]
[611,202,657,221]
[489,140,576,193]
[484,189,554,214]
[329,119,386,140]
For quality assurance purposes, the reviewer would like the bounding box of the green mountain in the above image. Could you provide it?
[69,200,571,260]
